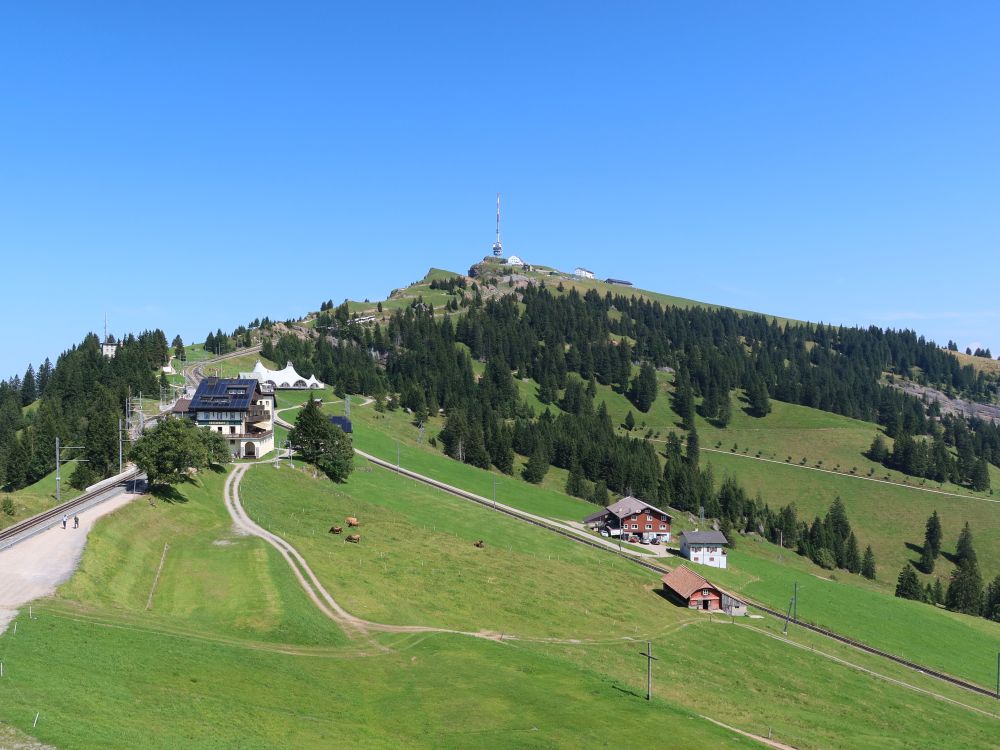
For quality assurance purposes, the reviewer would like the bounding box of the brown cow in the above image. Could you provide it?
[474,539,485,548]
[329,525,343,535]
[346,517,359,527]
[346,534,361,543]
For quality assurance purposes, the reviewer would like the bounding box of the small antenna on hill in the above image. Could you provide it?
[492,193,503,257]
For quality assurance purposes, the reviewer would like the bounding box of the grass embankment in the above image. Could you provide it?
[237,463,1000,749]
[346,393,1000,689]
[712,540,1000,689]
[0,463,82,530]
[0,465,757,749]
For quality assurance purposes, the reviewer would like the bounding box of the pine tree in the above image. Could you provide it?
[924,510,942,559]
[20,365,37,406]
[970,458,990,491]
[867,434,889,464]
[845,532,861,574]
[589,479,610,506]
[894,565,923,601]
[565,462,586,498]
[919,544,935,574]
[932,578,944,606]
[955,522,977,568]
[984,575,1000,622]
[522,443,549,484]
[861,545,877,580]
[946,558,984,615]
[623,410,635,431]
[686,428,699,467]
[289,399,354,482]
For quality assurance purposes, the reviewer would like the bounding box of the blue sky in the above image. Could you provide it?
[2,2,999,377]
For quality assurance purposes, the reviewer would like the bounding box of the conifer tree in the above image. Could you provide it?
[522,443,549,484]
[919,543,935,574]
[894,565,923,601]
[861,545,877,580]
[932,578,944,606]
[845,532,861,574]
[924,510,942,559]
[623,410,635,431]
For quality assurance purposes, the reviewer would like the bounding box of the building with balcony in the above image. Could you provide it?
[187,377,276,459]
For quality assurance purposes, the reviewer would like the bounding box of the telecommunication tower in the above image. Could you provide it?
[492,193,503,257]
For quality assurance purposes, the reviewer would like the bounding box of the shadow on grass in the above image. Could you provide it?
[611,684,646,700]
[151,484,188,504]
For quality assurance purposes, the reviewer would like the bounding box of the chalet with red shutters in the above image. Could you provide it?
[582,496,672,542]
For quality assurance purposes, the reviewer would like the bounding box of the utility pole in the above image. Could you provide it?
[55,437,86,503]
[118,418,123,474]
[396,441,400,471]
[639,642,658,700]
[793,582,798,622]
[492,475,497,509]
[782,596,794,635]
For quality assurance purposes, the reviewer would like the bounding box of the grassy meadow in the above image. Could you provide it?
[0,463,82,530]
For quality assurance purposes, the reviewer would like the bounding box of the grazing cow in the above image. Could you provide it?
[474,539,485,548]
[329,525,343,535]
[346,517,359,527]
[346,533,361,543]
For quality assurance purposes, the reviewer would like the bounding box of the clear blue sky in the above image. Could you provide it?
[2,2,999,377]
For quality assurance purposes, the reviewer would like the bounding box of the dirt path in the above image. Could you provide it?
[223,464,502,642]
[0,492,141,634]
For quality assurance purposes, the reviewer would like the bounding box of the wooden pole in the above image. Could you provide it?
[640,641,658,701]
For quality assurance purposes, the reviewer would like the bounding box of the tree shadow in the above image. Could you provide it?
[939,550,958,566]
[152,485,188,504]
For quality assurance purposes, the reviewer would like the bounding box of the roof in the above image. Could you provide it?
[581,496,672,525]
[171,398,191,414]
[329,416,353,433]
[606,496,672,520]
[189,378,260,411]
[240,360,324,389]
[680,530,729,545]
[661,565,717,599]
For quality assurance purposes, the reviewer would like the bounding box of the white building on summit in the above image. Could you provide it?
[240,360,324,390]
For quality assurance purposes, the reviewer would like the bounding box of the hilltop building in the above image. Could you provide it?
[186,377,276,459]
[240,360,324,390]
[506,255,525,267]
[679,530,729,569]
[101,336,118,358]
[574,267,595,279]
[582,496,672,542]
[606,278,633,286]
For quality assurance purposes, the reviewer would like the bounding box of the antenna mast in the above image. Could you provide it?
[492,193,503,257]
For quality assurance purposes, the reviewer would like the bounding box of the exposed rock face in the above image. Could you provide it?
[893,380,1000,424]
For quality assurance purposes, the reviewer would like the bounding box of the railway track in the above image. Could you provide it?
[359,449,1000,701]
[0,467,144,552]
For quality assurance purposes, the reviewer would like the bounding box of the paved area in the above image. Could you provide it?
[0,492,140,634]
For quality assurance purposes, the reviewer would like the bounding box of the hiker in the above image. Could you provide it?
[62,514,68,529]
[74,515,79,529]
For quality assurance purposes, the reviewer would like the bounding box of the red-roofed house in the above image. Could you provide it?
[661,565,746,615]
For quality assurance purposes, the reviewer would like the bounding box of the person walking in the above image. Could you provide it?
[62,514,68,529]
[73,515,79,529]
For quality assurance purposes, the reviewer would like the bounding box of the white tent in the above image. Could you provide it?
[241,360,324,389]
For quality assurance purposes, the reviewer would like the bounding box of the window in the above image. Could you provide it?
[631,515,637,520]
[645,524,652,530]
[709,557,715,562]
[631,524,638,530]
[702,589,710,597]
[659,525,666,530]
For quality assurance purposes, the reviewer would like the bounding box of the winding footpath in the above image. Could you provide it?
[222,463,502,643]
